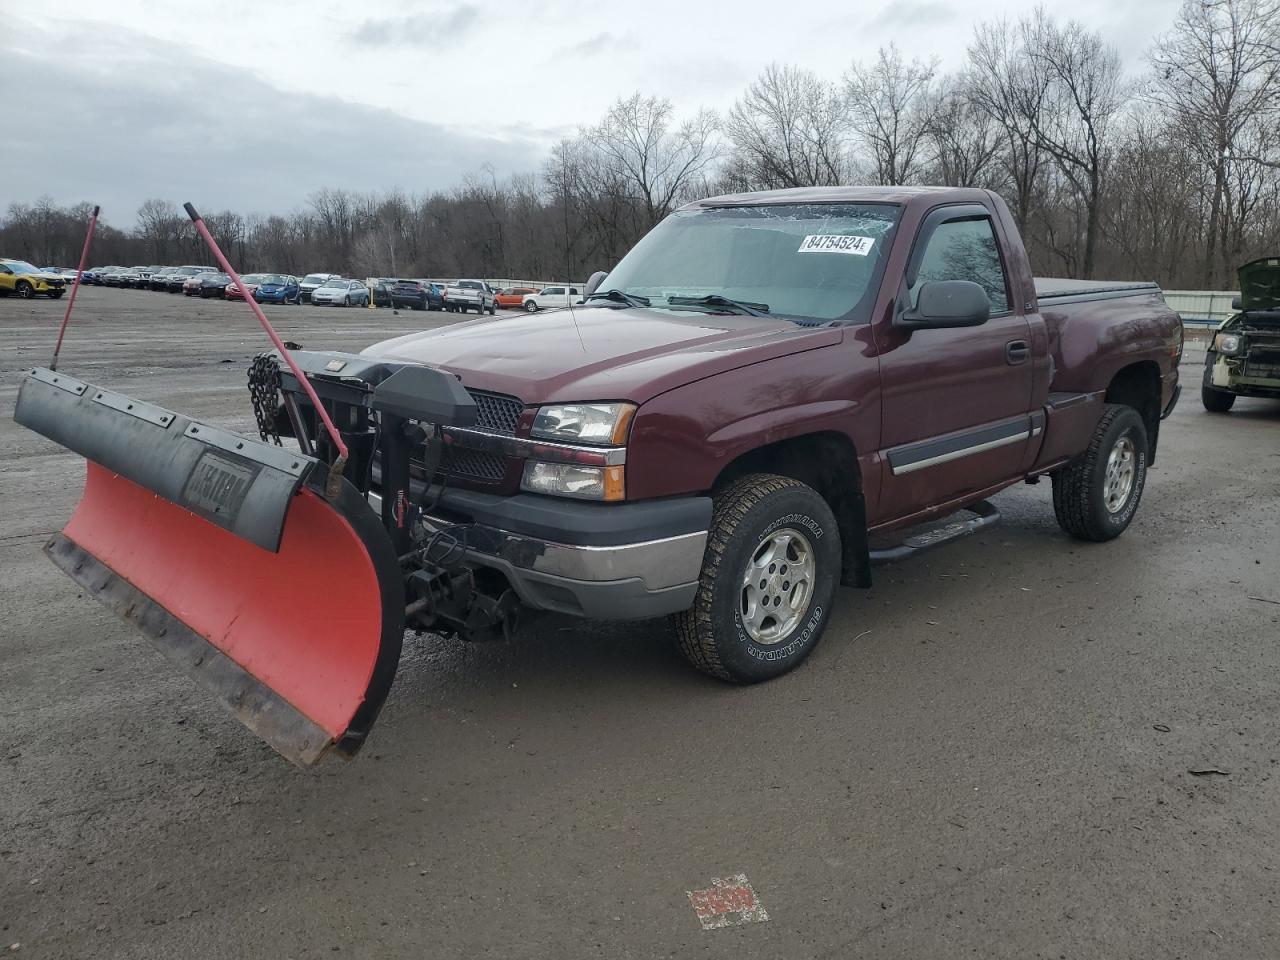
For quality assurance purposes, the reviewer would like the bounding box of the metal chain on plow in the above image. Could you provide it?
[247,353,283,446]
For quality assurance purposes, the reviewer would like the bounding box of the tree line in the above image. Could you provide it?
[4,0,1278,291]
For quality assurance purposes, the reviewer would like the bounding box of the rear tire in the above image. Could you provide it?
[674,474,840,683]
[1051,404,1148,542]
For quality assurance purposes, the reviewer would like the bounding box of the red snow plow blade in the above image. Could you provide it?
[16,367,403,766]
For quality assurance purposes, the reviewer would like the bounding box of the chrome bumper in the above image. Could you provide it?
[368,491,706,619]
[423,513,706,619]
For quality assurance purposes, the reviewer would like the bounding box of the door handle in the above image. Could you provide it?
[1006,340,1030,364]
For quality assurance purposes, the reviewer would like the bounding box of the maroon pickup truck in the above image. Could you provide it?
[15,185,1184,762]
[356,185,1182,682]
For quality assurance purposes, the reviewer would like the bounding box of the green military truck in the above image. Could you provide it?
[1203,257,1280,412]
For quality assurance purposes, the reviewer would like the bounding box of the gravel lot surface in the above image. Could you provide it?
[2,287,1278,959]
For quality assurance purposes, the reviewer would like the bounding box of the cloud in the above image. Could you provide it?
[0,22,542,224]
[351,5,481,47]
[556,31,628,57]
[867,0,956,29]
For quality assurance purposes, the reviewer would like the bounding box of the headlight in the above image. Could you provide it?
[1215,333,1242,356]
[531,402,635,445]
[521,461,625,501]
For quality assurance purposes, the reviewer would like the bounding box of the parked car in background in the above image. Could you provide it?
[299,273,341,303]
[101,267,131,287]
[1202,256,1280,412]
[443,279,496,314]
[197,272,232,298]
[120,267,148,288]
[225,273,280,300]
[521,284,580,312]
[132,266,165,287]
[166,265,218,292]
[85,266,117,285]
[0,258,67,298]
[388,279,433,310]
[45,267,88,285]
[495,286,538,309]
[371,279,394,307]
[250,274,300,304]
[149,266,180,290]
[183,271,218,296]
[311,277,370,307]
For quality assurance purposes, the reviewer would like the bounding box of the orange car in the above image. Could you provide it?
[495,286,538,309]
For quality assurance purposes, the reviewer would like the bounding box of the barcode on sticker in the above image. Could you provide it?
[798,235,875,255]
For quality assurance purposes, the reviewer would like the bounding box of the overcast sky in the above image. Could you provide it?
[2,0,1181,226]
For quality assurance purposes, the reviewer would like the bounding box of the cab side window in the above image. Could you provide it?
[910,218,1009,313]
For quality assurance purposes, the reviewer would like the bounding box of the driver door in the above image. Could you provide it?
[874,206,1034,525]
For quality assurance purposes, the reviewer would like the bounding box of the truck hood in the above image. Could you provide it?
[1238,257,1280,311]
[362,307,842,405]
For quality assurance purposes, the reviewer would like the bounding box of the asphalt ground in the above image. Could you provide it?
[2,287,1279,959]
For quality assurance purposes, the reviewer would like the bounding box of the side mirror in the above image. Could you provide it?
[584,270,608,298]
[897,280,991,330]
[1231,296,1242,310]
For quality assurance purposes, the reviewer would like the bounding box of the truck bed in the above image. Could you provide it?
[1035,278,1161,304]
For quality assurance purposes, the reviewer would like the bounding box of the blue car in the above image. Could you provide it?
[246,273,301,304]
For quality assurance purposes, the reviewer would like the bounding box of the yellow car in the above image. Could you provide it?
[0,258,67,299]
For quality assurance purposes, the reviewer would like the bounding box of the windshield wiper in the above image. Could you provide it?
[666,294,770,317]
[586,288,651,308]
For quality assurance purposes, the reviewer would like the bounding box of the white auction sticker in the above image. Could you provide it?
[797,234,875,255]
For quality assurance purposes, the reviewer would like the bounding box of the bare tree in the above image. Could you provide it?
[843,44,939,185]
[922,75,1003,187]
[724,64,848,188]
[1017,11,1126,278]
[590,93,720,229]
[967,19,1047,231]
[1146,0,1280,285]
[135,199,183,262]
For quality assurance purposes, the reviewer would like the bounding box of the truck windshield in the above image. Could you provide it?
[601,203,900,323]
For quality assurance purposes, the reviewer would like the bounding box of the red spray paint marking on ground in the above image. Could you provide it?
[686,875,769,930]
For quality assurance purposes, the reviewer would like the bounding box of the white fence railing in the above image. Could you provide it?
[1163,290,1238,326]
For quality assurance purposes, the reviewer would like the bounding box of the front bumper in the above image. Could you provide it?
[381,488,711,620]
[1209,352,1280,396]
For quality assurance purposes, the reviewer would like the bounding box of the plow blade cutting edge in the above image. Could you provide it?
[15,367,404,766]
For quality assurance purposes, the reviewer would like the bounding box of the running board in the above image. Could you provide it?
[869,501,1001,565]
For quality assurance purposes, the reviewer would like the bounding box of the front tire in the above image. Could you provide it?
[1051,404,1148,542]
[48,289,64,299]
[16,281,33,299]
[674,474,840,683]
[1201,385,1236,412]
[524,301,539,313]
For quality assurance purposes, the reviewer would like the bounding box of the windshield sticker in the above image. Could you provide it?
[797,235,875,256]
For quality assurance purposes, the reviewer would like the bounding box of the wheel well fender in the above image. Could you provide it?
[711,431,871,588]
[1104,361,1162,463]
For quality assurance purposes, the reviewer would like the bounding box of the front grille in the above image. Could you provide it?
[1244,358,1280,379]
[419,389,523,484]
[440,445,506,482]
[468,390,522,434]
